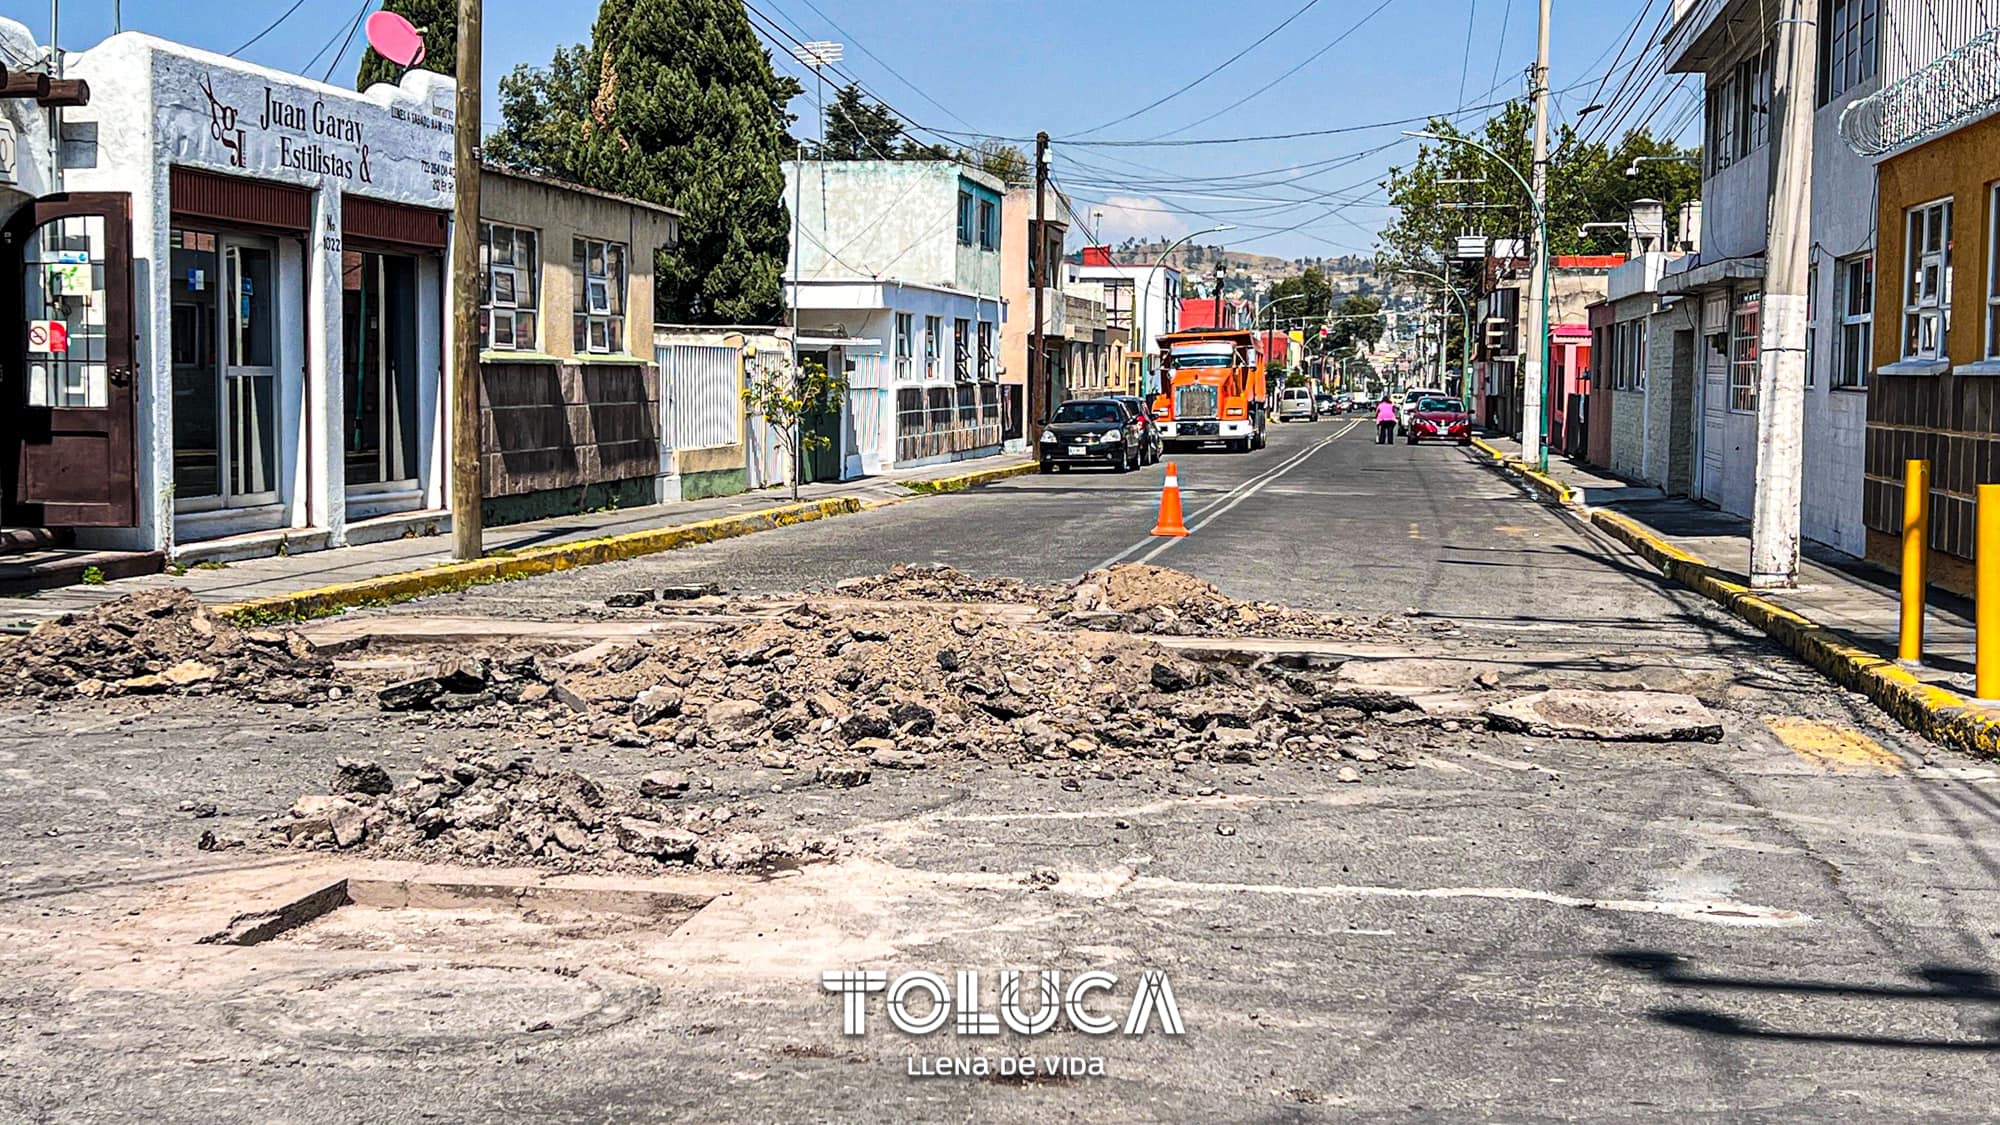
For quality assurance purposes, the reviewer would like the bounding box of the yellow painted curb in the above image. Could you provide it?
[1589,507,2000,760]
[901,460,1039,494]
[217,497,866,625]
[1470,438,1576,505]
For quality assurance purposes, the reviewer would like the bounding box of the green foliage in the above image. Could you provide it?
[1284,372,1308,388]
[1258,271,1384,358]
[485,0,803,325]
[356,0,457,90]
[1379,101,1703,278]
[743,356,848,498]
[813,84,906,160]
[79,565,105,586]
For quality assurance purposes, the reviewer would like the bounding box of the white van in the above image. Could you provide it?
[1277,387,1317,422]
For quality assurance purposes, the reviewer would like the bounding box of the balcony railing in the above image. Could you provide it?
[1841,25,2000,157]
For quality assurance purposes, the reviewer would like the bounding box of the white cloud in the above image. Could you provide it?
[1081,195,1190,245]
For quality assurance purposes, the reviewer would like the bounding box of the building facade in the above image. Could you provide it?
[1000,183,1066,431]
[1073,247,1180,396]
[4,25,460,562]
[784,160,1007,475]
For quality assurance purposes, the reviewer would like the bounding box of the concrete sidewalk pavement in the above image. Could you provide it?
[0,455,1035,627]
[1473,434,2000,755]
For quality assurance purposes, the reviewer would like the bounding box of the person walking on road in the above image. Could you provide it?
[1375,396,1397,445]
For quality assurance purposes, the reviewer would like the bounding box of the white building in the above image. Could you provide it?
[783,160,1008,478]
[1659,0,1884,556]
[1071,248,1182,395]
[3,21,457,560]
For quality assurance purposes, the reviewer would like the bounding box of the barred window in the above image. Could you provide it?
[480,222,538,351]
[1730,293,1761,412]
[572,237,626,355]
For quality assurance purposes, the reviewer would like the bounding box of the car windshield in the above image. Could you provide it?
[1054,402,1124,424]
[1420,398,1460,412]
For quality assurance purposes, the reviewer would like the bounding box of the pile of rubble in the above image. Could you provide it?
[2,589,339,704]
[270,754,840,871]
[1053,564,1402,639]
[375,587,1414,783]
[825,564,1043,605]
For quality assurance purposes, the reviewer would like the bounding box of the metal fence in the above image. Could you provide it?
[1840,24,2000,157]
[657,344,740,450]
[894,383,1002,464]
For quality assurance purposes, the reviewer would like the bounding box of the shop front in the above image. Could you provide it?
[4,28,455,558]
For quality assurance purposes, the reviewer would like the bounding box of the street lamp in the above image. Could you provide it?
[1395,268,1472,413]
[1133,224,1234,396]
[1404,129,1552,469]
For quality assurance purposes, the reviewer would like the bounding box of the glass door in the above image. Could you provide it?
[341,249,420,491]
[223,240,279,506]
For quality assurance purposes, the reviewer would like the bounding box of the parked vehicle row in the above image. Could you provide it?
[1037,397,1162,473]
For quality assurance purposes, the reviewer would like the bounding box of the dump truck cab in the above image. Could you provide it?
[1153,330,1268,454]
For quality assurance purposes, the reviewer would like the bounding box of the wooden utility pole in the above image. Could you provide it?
[1032,131,1051,422]
[1749,0,1819,588]
[449,0,484,561]
[1520,0,1552,464]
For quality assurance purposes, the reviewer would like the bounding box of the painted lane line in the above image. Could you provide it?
[1131,419,1359,565]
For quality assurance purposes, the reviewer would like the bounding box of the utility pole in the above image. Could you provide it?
[1033,131,1051,423]
[1214,262,1224,328]
[448,0,483,561]
[1749,0,1819,588]
[1521,0,1553,464]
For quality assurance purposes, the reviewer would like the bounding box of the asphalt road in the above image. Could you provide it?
[4,417,1999,1122]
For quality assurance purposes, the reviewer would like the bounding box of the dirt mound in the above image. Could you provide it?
[1082,563,1229,615]
[3,589,339,704]
[270,753,839,872]
[828,564,1041,604]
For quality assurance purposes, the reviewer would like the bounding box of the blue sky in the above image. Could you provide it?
[15,1,1690,260]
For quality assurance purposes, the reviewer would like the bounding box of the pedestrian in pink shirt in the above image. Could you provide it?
[1375,396,1397,444]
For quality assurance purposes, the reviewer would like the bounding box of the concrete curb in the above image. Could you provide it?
[216,497,866,625]
[899,460,1039,494]
[1588,508,2000,759]
[1470,438,1576,505]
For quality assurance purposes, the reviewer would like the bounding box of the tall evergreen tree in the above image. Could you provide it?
[813,84,903,159]
[488,0,801,324]
[355,0,457,90]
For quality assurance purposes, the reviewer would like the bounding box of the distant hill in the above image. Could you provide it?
[1094,242,1377,301]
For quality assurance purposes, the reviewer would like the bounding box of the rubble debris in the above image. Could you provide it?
[1,589,338,704]
[268,753,838,872]
[332,757,394,797]
[1483,690,1725,743]
[830,564,1041,604]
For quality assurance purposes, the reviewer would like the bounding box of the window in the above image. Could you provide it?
[1820,0,1880,104]
[977,320,994,379]
[956,191,975,245]
[1836,255,1873,387]
[1629,320,1647,391]
[953,317,971,380]
[924,315,942,379]
[572,237,627,354]
[480,222,538,351]
[1731,293,1762,411]
[1806,267,1818,388]
[1988,185,2000,359]
[1902,199,1952,361]
[1706,47,1773,174]
[977,199,998,251]
[894,312,914,381]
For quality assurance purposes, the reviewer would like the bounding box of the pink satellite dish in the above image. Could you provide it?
[365,11,428,69]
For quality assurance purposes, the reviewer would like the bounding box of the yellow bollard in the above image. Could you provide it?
[1900,459,1930,662]
[1981,484,2000,699]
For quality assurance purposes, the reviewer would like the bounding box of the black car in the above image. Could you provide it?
[1038,398,1145,472]
[1109,395,1163,465]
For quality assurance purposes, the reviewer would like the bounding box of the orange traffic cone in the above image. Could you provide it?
[1151,462,1189,538]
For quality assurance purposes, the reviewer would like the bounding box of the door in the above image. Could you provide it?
[3,193,138,526]
[342,250,420,493]
[1697,294,1729,506]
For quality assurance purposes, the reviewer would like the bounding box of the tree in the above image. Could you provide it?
[356,0,457,90]
[488,0,803,324]
[959,139,1030,184]
[743,356,847,502]
[813,84,904,159]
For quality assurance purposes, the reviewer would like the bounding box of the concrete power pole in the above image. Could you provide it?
[449,0,484,561]
[1520,0,1553,463]
[1748,0,1819,588]
[1033,131,1051,423]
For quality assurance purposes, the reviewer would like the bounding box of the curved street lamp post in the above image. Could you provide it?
[1132,224,1235,396]
[1396,268,1473,414]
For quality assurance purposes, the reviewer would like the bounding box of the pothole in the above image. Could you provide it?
[222,962,659,1052]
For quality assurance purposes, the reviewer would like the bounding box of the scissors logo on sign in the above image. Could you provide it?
[200,74,246,168]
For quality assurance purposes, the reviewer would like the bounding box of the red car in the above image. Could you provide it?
[1406,396,1473,446]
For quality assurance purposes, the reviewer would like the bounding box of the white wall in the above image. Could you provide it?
[1801,86,1879,557]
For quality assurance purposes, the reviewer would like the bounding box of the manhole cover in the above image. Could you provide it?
[225,962,657,1052]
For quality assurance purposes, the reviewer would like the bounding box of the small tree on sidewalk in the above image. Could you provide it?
[743,356,848,502]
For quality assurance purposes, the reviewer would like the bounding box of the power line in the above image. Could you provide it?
[1143,0,1407,139]
[230,0,312,59]
[1065,0,1328,139]
[778,0,982,132]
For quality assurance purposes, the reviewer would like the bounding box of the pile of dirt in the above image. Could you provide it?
[270,753,840,872]
[3,589,339,704]
[827,564,1042,605]
[370,595,1413,783]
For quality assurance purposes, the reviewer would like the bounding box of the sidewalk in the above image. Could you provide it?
[0,455,1033,628]
[1472,434,2000,755]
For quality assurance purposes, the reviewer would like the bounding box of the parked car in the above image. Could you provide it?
[1396,386,1447,434]
[1277,386,1318,422]
[1315,392,1340,415]
[1406,395,1473,446]
[1109,395,1164,464]
[1038,398,1145,472]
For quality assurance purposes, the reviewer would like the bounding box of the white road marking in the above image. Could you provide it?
[1094,419,1362,570]
[1127,875,1812,928]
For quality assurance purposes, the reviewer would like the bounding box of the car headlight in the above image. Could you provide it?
[1103,430,1124,444]
[1040,430,1056,444]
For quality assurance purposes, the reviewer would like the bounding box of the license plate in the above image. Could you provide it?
[1067,446,1087,456]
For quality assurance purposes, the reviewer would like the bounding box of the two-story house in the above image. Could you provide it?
[1659,0,1882,556]
[784,160,1007,476]
[1000,183,1065,435]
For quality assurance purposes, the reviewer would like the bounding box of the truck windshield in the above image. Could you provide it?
[1170,356,1230,369]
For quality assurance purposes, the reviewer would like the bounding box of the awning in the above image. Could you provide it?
[1658,255,1764,297]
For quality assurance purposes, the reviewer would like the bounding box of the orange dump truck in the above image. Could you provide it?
[1151,329,1268,454]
